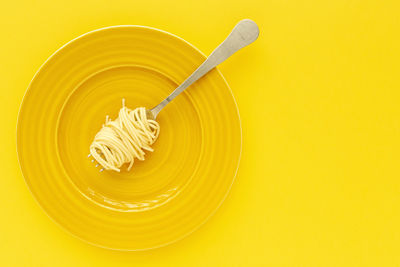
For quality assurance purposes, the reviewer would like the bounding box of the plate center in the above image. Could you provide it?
[57,65,203,212]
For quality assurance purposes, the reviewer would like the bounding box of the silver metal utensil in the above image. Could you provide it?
[91,19,259,171]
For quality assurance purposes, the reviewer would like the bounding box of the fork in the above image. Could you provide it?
[90,19,259,171]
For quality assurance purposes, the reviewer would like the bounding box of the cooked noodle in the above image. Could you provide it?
[89,99,160,172]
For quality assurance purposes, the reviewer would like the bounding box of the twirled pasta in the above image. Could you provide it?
[89,100,160,172]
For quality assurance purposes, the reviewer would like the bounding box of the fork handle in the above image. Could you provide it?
[151,19,259,117]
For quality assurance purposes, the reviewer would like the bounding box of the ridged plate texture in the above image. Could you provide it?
[17,26,242,250]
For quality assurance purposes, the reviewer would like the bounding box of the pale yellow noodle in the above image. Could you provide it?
[89,100,160,172]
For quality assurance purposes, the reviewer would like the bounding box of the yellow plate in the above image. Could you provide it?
[17,26,242,250]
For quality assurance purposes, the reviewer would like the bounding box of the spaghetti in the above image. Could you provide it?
[89,99,160,172]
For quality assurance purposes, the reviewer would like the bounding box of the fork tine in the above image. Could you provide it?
[88,152,104,172]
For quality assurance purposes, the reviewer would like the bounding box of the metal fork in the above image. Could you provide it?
[90,19,259,171]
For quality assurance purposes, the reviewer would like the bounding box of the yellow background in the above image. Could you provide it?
[1,0,400,266]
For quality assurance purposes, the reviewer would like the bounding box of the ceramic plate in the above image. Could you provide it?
[17,26,241,250]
